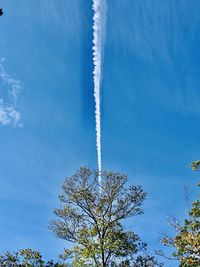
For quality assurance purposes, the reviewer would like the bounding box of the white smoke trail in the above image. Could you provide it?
[92,0,106,185]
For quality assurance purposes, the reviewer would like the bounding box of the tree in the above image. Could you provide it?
[159,161,200,267]
[0,249,67,267]
[50,167,162,267]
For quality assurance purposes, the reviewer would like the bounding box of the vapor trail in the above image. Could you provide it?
[92,0,106,185]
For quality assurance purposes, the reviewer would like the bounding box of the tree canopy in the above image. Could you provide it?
[159,161,200,267]
[0,248,67,267]
[50,167,162,267]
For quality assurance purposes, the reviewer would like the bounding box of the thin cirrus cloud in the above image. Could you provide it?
[0,58,22,127]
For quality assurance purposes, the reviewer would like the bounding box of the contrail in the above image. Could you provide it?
[92,0,106,185]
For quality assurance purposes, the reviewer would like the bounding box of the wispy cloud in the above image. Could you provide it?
[0,58,22,127]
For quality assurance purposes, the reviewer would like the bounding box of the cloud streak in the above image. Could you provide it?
[0,59,22,126]
[92,0,106,184]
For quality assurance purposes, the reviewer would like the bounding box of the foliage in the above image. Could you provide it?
[190,160,200,171]
[159,161,200,267]
[50,167,162,267]
[0,248,67,267]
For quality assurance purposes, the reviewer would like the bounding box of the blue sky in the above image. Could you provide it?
[0,0,199,266]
